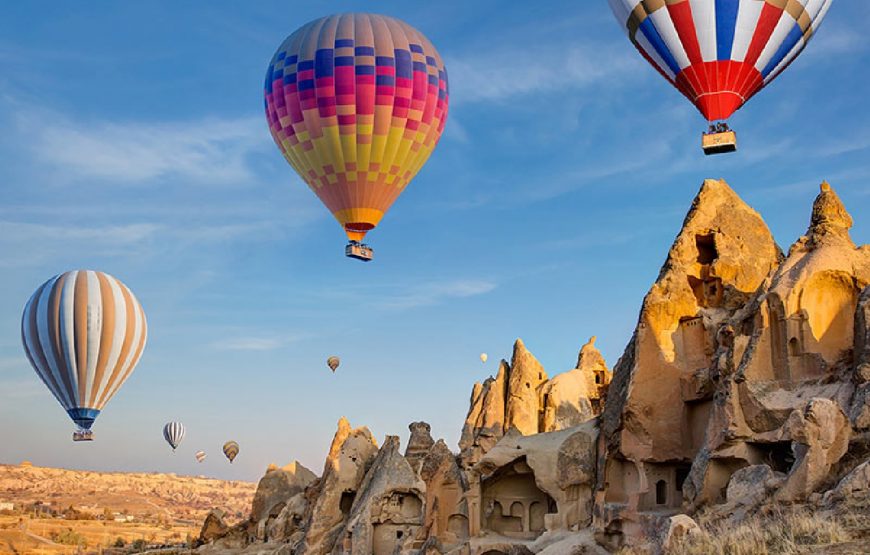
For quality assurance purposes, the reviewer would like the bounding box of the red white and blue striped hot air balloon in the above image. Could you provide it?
[608,0,833,154]
[21,270,147,442]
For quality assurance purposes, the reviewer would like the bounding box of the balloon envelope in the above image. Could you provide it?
[608,0,833,121]
[480,353,488,363]
[21,270,147,435]
[163,422,185,451]
[327,356,340,372]
[264,13,450,242]
[195,450,207,463]
[223,441,239,463]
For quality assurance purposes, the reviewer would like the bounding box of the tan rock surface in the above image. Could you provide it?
[602,178,781,463]
[338,435,426,555]
[540,337,610,433]
[298,417,378,555]
[506,339,549,436]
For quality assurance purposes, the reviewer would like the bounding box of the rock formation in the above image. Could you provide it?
[300,417,379,554]
[596,180,870,550]
[196,179,870,554]
[251,461,317,542]
[460,337,610,468]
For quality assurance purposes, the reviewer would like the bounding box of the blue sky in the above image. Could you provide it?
[0,2,868,482]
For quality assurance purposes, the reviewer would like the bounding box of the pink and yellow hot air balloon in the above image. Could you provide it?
[608,0,833,154]
[264,13,449,261]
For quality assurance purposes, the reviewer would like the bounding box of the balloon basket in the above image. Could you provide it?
[345,241,373,261]
[73,429,94,442]
[702,123,737,155]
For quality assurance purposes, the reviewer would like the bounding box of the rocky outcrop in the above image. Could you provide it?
[777,398,851,501]
[420,439,468,550]
[194,179,870,554]
[460,360,509,466]
[405,421,436,472]
[299,417,379,555]
[857,287,870,382]
[250,461,317,542]
[506,339,549,435]
[338,436,426,555]
[540,337,611,433]
[199,509,229,545]
[596,180,870,549]
[466,421,599,545]
[461,338,609,468]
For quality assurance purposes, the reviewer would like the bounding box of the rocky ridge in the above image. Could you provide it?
[197,180,870,554]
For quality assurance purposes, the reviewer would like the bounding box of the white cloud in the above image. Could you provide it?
[447,43,636,103]
[376,279,497,310]
[13,105,270,185]
[215,333,307,351]
[0,219,288,268]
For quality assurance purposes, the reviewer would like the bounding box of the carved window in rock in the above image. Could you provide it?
[695,233,717,264]
[655,480,667,505]
[340,490,356,516]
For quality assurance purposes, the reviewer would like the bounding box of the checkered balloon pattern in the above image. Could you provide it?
[265,13,449,242]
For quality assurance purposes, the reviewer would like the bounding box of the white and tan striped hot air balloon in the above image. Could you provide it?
[21,270,147,442]
[195,450,207,463]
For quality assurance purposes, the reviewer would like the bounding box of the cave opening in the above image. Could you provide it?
[696,233,718,264]
[750,441,795,473]
[340,490,356,516]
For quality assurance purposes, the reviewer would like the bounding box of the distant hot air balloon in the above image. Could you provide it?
[264,13,450,261]
[163,422,185,451]
[223,441,239,463]
[21,270,147,442]
[327,356,340,373]
[480,353,488,364]
[195,450,207,463]
[608,0,833,154]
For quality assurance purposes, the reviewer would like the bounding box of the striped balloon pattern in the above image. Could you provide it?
[163,422,185,451]
[223,441,240,463]
[265,13,449,242]
[608,0,833,121]
[195,450,207,463]
[21,270,147,434]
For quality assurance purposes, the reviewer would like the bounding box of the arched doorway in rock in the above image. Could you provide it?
[480,456,556,539]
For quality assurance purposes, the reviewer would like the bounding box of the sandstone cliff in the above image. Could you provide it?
[197,179,870,555]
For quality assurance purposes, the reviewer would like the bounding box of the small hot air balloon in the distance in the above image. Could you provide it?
[21,270,147,442]
[223,441,239,463]
[265,13,450,261]
[195,450,207,463]
[480,353,488,364]
[608,0,833,154]
[163,422,185,451]
[327,356,341,373]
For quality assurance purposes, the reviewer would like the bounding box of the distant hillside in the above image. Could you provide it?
[0,462,256,523]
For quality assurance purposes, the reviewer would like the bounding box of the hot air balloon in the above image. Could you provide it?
[265,13,450,261]
[327,356,340,373]
[480,353,488,364]
[195,450,207,463]
[163,422,185,451]
[223,441,239,463]
[21,270,147,442]
[608,0,832,154]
